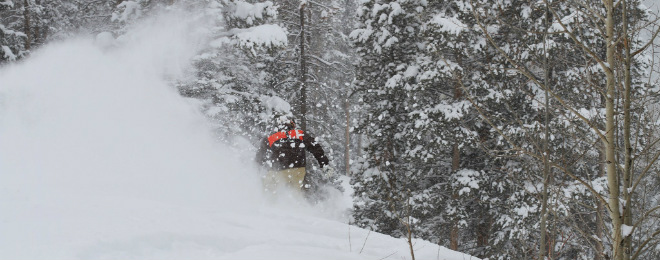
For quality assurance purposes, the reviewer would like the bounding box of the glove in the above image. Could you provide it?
[322,166,336,178]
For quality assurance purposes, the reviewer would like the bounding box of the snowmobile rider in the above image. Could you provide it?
[255,117,329,191]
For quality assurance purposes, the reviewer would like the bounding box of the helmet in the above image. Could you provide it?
[275,114,296,131]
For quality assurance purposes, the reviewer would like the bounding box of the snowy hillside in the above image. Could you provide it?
[0,10,476,260]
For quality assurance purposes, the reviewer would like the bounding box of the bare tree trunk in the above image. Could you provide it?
[604,1,623,259]
[405,196,416,260]
[449,79,462,250]
[357,132,362,158]
[299,3,307,133]
[345,95,351,176]
[539,4,552,259]
[621,1,633,259]
[450,143,460,251]
[33,0,40,45]
[476,212,491,254]
[22,0,31,50]
[596,148,606,260]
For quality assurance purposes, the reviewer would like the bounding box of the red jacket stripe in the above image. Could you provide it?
[268,130,304,147]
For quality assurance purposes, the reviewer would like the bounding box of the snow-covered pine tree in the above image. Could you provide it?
[111,0,177,30]
[0,0,53,62]
[0,0,28,63]
[350,0,427,237]
[175,0,287,145]
[68,0,118,33]
[0,0,122,64]
[349,0,488,248]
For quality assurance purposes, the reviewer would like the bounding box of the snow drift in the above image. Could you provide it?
[0,8,476,260]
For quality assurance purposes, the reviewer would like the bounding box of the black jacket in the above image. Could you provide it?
[256,129,329,171]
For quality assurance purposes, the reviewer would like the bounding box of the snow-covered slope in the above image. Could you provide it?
[0,10,477,260]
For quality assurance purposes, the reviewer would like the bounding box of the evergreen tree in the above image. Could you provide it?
[1,0,28,63]
[0,0,120,64]
[349,1,492,251]
[175,0,287,145]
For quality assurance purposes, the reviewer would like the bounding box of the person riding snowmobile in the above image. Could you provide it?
[255,117,329,192]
